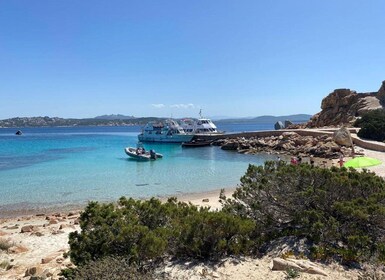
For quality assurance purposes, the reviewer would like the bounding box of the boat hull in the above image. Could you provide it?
[138,134,194,143]
[181,140,212,147]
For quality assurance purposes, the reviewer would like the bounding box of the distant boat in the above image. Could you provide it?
[124,147,163,161]
[138,119,194,143]
[15,130,23,135]
[181,140,213,148]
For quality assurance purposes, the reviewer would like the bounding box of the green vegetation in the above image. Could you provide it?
[68,197,254,267]
[220,161,385,263]
[0,239,13,251]
[0,260,11,270]
[61,256,155,280]
[354,109,385,141]
[65,161,385,278]
[285,267,300,279]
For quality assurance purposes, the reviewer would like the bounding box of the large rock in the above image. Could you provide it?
[284,120,293,128]
[378,80,385,105]
[274,121,284,130]
[333,127,353,147]
[21,225,35,233]
[272,258,328,276]
[308,81,385,128]
[221,141,239,150]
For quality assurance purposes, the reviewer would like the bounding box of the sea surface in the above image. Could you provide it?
[0,123,277,213]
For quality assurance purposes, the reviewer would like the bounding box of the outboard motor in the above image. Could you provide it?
[150,149,157,160]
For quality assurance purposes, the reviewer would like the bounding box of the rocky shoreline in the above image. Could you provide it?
[213,131,355,160]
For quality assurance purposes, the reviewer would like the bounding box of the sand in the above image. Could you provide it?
[1,142,385,279]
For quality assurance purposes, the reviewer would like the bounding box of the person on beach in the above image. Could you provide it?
[338,155,345,167]
[310,155,315,167]
[290,157,297,165]
[297,156,302,164]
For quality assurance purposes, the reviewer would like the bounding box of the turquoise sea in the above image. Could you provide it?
[0,123,276,214]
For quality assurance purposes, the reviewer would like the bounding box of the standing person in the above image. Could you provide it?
[338,154,345,167]
[290,157,297,165]
[310,155,315,167]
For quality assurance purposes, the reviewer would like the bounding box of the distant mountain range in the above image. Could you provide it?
[0,114,312,128]
[94,114,135,120]
[215,114,312,124]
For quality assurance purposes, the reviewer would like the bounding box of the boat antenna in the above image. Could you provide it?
[199,109,202,118]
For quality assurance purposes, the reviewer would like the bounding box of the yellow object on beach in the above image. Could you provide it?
[343,156,382,168]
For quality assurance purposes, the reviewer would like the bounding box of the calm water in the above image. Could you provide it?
[0,123,276,212]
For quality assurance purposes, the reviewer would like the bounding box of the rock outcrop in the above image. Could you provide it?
[213,133,354,159]
[307,81,384,127]
[333,127,353,147]
[378,80,385,105]
[274,121,284,130]
[272,258,328,276]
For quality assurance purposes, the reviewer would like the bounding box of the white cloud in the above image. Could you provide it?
[170,103,195,109]
[151,103,166,108]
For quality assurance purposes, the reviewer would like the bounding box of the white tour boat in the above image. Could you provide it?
[138,119,194,143]
[180,111,223,135]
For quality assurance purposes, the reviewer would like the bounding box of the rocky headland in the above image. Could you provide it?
[307,80,385,128]
[214,80,385,160]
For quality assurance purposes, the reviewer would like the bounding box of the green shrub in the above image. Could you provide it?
[0,239,13,251]
[62,256,155,280]
[355,109,385,141]
[285,267,300,279]
[0,260,11,270]
[68,197,255,266]
[220,161,385,263]
[174,209,255,259]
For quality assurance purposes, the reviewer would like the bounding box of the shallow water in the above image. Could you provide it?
[0,125,276,211]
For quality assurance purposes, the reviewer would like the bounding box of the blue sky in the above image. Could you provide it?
[1,1,384,119]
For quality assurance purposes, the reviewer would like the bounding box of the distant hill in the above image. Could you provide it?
[0,116,161,128]
[94,114,135,120]
[0,114,312,128]
[216,114,312,124]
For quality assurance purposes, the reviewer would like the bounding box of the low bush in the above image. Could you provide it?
[355,109,385,141]
[0,260,11,270]
[0,239,13,251]
[68,197,255,266]
[220,161,385,263]
[62,256,155,280]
